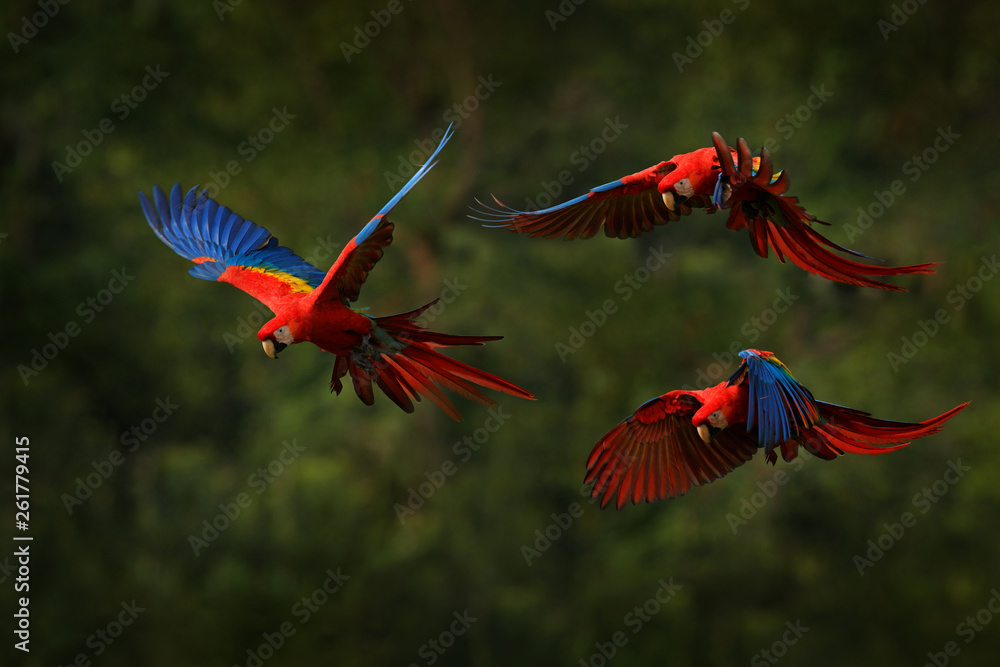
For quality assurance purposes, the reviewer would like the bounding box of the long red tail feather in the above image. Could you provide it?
[800,401,968,459]
[714,132,938,291]
[330,301,535,421]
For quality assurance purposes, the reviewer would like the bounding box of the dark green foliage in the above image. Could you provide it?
[3,1,1000,664]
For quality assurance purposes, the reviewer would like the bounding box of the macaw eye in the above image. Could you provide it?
[674,178,694,197]
[273,326,294,344]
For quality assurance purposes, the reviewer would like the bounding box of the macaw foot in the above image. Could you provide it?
[352,334,380,372]
[713,179,733,209]
[740,198,777,224]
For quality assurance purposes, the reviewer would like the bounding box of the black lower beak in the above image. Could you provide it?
[262,340,288,359]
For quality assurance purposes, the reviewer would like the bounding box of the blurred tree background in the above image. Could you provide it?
[3,0,1000,665]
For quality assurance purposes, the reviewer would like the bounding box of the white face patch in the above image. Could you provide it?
[674,178,694,198]
[707,409,729,429]
[273,325,295,345]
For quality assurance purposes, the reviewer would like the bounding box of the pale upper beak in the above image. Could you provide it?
[696,424,711,444]
[662,191,675,211]
[262,339,286,359]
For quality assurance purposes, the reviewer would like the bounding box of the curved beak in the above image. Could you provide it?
[661,191,675,211]
[696,424,711,444]
[262,339,286,359]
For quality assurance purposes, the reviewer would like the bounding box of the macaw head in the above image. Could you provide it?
[258,318,297,359]
[691,405,729,444]
[657,146,725,211]
[690,382,743,443]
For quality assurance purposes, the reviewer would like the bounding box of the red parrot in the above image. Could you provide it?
[476,132,937,291]
[585,349,967,508]
[140,127,534,421]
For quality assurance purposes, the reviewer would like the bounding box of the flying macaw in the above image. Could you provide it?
[585,349,967,508]
[476,132,936,291]
[139,127,534,421]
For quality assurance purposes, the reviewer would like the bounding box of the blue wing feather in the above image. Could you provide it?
[202,197,217,241]
[352,123,455,247]
[230,219,254,251]
[307,124,455,304]
[140,184,327,290]
[728,349,821,452]
[471,178,627,224]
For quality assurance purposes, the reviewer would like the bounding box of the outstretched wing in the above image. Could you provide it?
[319,218,396,305]
[711,132,937,291]
[473,162,711,240]
[728,349,822,454]
[311,124,455,304]
[585,391,759,508]
[140,184,326,311]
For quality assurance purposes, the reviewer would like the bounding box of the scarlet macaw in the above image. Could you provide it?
[476,132,936,291]
[585,349,967,508]
[140,127,534,421]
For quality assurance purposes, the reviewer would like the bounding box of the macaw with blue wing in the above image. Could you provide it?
[476,132,937,291]
[585,349,967,508]
[140,126,534,421]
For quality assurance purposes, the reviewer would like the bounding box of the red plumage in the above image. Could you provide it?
[327,301,532,422]
[477,132,937,291]
[585,350,967,508]
[142,127,535,421]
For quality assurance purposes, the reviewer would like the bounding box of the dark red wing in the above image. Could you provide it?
[585,391,760,508]
[475,162,711,240]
